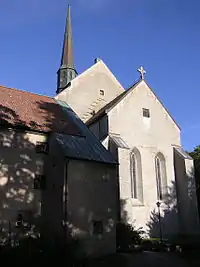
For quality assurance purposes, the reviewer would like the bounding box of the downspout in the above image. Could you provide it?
[63,158,69,245]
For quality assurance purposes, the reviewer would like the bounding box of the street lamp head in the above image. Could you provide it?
[156,201,161,207]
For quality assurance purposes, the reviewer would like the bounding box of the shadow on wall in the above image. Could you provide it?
[0,100,118,257]
[0,100,72,246]
[116,199,144,250]
[0,105,42,245]
[59,159,118,258]
[146,181,178,240]
[146,170,199,243]
[120,199,129,224]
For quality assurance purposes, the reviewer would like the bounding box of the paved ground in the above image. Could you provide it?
[123,252,199,267]
[88,251,200,267]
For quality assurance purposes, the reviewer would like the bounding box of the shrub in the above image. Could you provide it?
[116,222,144,250]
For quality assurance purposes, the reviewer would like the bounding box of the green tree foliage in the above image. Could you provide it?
[189,145,200,214]
[189,145,200,167]
[189,145,200,184]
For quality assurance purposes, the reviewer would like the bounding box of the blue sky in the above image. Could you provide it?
[0,0,200,151]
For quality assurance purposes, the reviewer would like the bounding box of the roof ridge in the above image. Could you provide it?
[0,85,53,100]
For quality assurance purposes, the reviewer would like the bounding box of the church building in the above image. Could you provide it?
[55,5,200,240]
[0,2,200,257]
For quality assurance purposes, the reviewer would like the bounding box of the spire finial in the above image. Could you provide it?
[137,66,146,80]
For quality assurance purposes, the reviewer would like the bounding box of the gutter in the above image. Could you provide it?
[65,155,118,166]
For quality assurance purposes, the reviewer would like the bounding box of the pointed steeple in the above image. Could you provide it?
[57,4,77,94]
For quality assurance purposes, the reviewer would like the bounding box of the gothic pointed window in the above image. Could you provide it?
[155,153,167,200]
[130,153,137,199]
[130,148,143,203]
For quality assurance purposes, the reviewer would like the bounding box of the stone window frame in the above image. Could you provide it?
[143,108,150,118]
[100,89,105,96]
[130,148,144,205]
[155,152,167,200]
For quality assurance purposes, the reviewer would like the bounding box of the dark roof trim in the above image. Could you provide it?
[66,155,118,166]
[86,79,141,126]
[87,79,181,130]
[173,145,193,160]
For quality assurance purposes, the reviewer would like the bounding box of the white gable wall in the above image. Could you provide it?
[107,80,181,237]
[55,61,124,122]
[109,80,180,147]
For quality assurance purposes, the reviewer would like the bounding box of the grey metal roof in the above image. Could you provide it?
[174,147,193,160]
[54,100,117,164]
[109,134,129,149]
[56,133,116,163]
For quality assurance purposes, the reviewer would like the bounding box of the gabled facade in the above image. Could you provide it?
[87,79,200,239]
[55,5,124,122]
[55,59,124,122]
[54,2,200,239]
[1,0,199,256]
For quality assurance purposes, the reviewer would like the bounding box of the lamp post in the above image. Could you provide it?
[156,201,163,243]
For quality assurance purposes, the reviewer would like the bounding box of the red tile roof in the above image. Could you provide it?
[0,85,81,135]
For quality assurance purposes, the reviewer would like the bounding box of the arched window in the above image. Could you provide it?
[130,148,143,203]
[155,153,167,200]
[130,153,137,199]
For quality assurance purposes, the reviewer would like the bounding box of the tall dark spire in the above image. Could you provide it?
[57,4,77,94]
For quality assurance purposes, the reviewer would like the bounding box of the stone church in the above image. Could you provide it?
[55,5,200,240]
[0,2,199,257]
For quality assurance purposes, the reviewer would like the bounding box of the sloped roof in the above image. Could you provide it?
[86,79,180,130]
[55,99,117,164]
[56,133,116,164]
[86,80,141,125]
[0,85,81,135]
[109,134,130,149]
[174,146,193,160]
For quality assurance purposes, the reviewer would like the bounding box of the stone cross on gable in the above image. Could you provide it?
[137,66,146,80]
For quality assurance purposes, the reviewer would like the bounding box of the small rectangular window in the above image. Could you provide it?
[16,213,23,228]
[34,174,46,190]
[36,142,49,154]
[92,220,103,235]
[143,108,150,118]
[100,90,104,96]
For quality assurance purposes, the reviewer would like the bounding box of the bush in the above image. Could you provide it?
[140,238,168,252]
[116,222,144,251]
